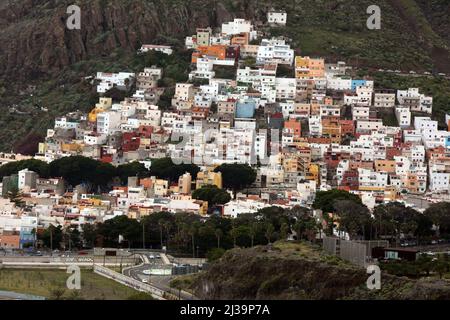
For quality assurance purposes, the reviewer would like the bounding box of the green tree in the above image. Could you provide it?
[116,162,149,185]
[265,224,275,245]
[7,186,25,208]
[40,225,63,250]
[214,164,256,196]
[313,190,362,213]
[280,222,289,240]
[424,202,450,236]
[82,224,98,248]
[207,248,226,262]
[215,228,223,248]
[192,185,231,207]
[333,200,372,240]
[150,158,200,183]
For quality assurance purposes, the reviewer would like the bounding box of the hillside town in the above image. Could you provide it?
[1,13,450,251]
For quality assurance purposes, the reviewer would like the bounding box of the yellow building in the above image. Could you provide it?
[307,163,320,183]
[61,143,83,153]
[196,171,222,189]
[154,179,169,196]
[178,173,192,194]
[321,117,342,144]
[38,143,48,154]
[88,97,112,122]
[295,56,325,79]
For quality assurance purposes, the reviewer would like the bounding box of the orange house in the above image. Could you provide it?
[0,233,20,249]
[192,45,227,63]
[339,120,355,136]
[295,56,325,78]
[231,33,249,46]
[284,119,302,137]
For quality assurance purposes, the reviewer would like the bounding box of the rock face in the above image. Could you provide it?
[1,0,450,80]
[0,0,264,80]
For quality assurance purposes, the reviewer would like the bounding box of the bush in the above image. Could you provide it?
[207,248,226,262]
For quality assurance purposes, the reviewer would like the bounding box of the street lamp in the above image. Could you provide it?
[142,222,145,250]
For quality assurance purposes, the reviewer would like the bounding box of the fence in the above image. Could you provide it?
[322,237,389,267]
[323,237,339,256]
[93,264,166,299]
[339,240,368,267]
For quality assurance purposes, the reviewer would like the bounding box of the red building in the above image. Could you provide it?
[138,125,153,139]
[122,132,141,152]
[339,119,355,136]
[225,45,240,61]
[339,169,359,191]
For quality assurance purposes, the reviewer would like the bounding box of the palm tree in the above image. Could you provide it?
[280,222,289,240]
[163,221,171,250]
[215,229,223,248]
[265,224,274,245]
[188,225,197,258]
[158,220,164,249]
[249,223,258,247]
[230,227,238,248]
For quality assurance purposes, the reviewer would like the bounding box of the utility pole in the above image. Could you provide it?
[142,223,145,250]
[50,228,53,252]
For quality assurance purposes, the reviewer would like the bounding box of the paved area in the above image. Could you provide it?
[123,252,197,300]
[0,290,45,300]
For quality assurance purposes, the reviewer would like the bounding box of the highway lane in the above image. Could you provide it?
[123,253,197,300]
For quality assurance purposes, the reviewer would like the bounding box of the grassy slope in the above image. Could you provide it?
[191,241,450,300]
[0,269,141,300]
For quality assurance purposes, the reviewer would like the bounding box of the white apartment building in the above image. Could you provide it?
[222,19,255,37]
[320,105,341,118]
[429,163,450,192]
[356,119,383,133]
[404,130,422,144]
[96,72,135,93]
[55,117,79,129]
[395,107,411,128]
[358,168,388,190]
[97,111,121,135]
[352,106,370,121]
[275,78,296,100]
[138,45,173,55]
[414,117,438,132]
[309,115,322,136]
[374,90,396,108]
[397,88,433,114]
[174,83,195,101]
[326,76,352,91]
[267,11,287,25]
[190,58,215,80]
[257,38,294,65]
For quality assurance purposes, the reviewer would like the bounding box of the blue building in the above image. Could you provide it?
[351,79,367,91]
[445,136,450,150]
[19,216,37,248]
[236,99,256,118]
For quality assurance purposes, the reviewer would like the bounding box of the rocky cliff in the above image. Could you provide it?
[0,0,269,80]
[1,0,450,81]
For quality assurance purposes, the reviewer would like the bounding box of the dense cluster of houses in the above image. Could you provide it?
[1,13,449,249]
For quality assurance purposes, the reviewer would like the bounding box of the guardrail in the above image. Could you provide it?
[93,264,168,300]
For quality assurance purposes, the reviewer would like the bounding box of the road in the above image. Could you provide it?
[123,252,197,300]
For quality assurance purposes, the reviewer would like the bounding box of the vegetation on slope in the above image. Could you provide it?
[191,241,450,300]
[1,0,450,152]
[0,269,147,300]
